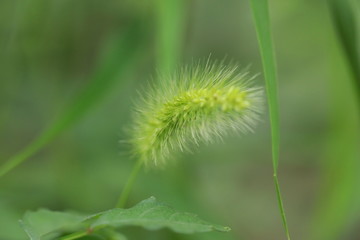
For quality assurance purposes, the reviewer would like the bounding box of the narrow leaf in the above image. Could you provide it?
[249,0,279,171]
[249,0,291,239]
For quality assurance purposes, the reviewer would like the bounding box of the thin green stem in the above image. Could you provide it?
[116,159,143,208]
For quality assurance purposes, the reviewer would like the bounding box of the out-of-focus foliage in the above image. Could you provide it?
[0,0,359,240]
[327,0,360,94]
[310,1,360,240]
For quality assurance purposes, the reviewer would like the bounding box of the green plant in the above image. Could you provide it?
[19,61,262,239]
[250,0,291,239]
[3,0,360,239]
[130,62,262,167]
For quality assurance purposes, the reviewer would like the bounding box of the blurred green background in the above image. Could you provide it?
[0,0,359,239]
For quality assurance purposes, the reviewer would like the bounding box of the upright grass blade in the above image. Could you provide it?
[249,0,291,239]
[0,22,145,178]
[155,0,185,74]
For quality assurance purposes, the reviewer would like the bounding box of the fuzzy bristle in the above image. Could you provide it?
[130,61,263,166]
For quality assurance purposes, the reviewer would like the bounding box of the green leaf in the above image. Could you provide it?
[20,197,229,239]
[92,197,230,234]
[20,209,85,240]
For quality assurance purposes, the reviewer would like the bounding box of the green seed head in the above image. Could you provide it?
[130,61,263,166]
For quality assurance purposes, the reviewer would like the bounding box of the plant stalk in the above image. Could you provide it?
[116,159,143,208]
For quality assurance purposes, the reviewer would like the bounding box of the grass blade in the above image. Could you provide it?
[249,0,291,239]
[0,22,145,178]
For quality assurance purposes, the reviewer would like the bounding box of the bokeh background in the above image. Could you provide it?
[0,0,359,239]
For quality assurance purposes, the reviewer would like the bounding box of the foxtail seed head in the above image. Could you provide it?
[130,61,262,166]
